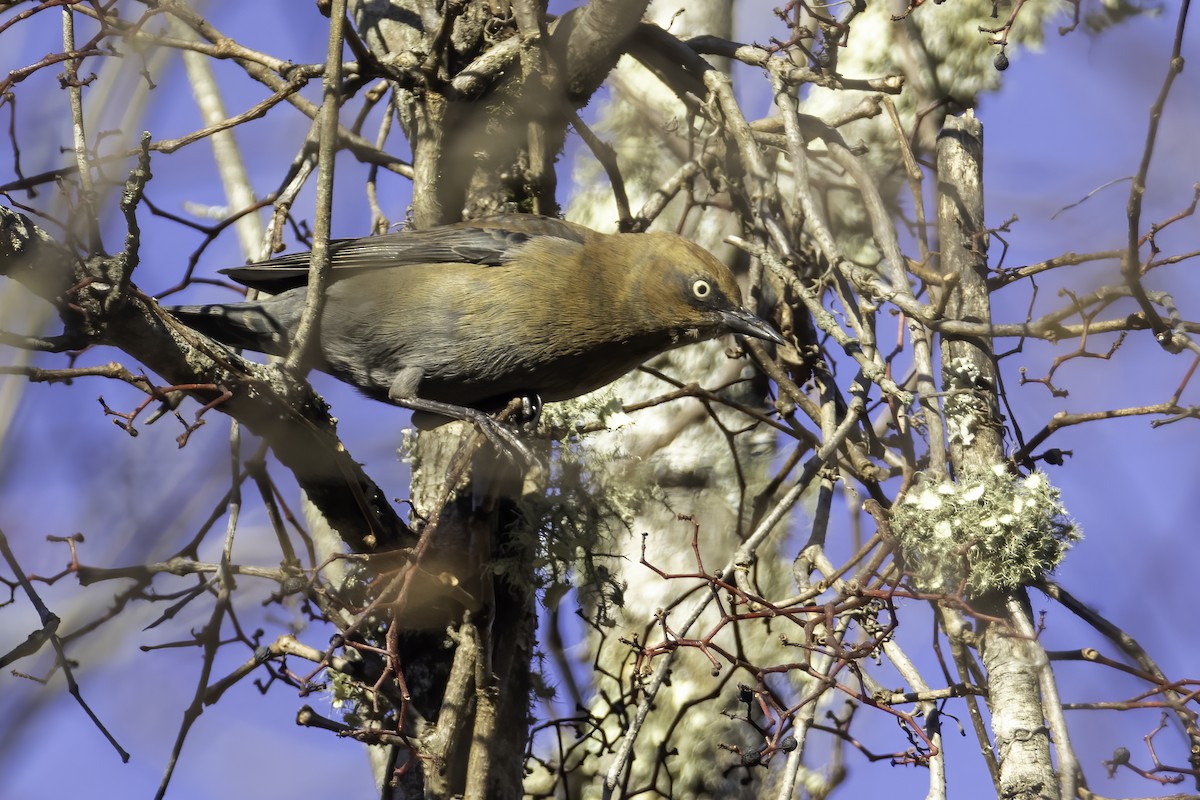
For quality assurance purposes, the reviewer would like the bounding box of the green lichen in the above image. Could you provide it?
[505,390,658,623]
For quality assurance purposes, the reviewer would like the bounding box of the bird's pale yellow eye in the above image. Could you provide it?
[692,279,711,300]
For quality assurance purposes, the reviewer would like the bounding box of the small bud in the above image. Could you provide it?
[740,748,763,767]
[281,576,307,595]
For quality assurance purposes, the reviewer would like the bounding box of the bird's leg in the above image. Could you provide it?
[391,394,534,464]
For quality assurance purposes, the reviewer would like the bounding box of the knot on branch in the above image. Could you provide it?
[67,254,133,340]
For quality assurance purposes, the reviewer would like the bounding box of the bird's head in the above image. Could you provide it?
[612,231,786,347]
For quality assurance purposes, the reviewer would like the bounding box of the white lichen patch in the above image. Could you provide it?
[943,357,992,446]
[891,464,1080,594]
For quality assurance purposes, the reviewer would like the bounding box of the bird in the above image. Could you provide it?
[165,214,785,433]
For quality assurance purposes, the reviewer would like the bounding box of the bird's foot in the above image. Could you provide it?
[396,396,534,464]
[468,410,534,464]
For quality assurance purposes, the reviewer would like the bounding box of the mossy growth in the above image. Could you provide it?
[507,390,657,625]
[891,464,1080,595]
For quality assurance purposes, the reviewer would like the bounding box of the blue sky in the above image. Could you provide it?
[0,2,1197,798]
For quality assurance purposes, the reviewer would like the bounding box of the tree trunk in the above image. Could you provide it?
[345,1,648,795]
[937,111,1060,800]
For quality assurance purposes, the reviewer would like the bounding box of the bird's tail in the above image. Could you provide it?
[165,302,292,357]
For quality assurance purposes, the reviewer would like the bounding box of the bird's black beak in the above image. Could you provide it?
[721,308,787,346]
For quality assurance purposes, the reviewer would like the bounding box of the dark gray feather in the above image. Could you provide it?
[221,215,588,293]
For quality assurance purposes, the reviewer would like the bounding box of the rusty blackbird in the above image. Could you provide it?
[167,215,784,428]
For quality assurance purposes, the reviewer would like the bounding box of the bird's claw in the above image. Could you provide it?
[518,394,543,432]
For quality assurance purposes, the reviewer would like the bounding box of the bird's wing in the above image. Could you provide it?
[220,215,588,293]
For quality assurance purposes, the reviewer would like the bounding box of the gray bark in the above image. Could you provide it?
[937,111,1059,800]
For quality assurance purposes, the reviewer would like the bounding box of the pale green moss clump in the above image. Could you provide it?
[891,465,1080,594]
